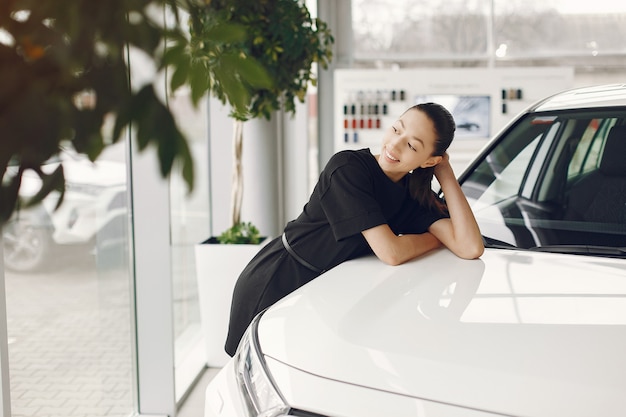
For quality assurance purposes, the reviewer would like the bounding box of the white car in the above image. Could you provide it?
[204,84,626,417]
[2,148,127,272]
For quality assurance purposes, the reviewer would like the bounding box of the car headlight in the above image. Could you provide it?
[235,315,290,417]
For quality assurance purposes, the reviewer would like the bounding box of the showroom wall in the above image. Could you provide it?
[332,67,575,173]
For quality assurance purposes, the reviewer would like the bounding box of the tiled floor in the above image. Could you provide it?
[5,254,135,417]
[177,368,220,417]
[4,248,215,417]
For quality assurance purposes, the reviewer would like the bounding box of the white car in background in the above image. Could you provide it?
[204,84,626,417]
[2,149,128,272]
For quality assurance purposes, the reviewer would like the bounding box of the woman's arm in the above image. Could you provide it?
[428,154,484,259]
[362,225,442,266]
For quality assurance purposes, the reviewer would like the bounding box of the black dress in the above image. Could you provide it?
[224,148,447,355]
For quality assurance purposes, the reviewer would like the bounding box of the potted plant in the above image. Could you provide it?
[190,0,334,366]
[189,0,333,236]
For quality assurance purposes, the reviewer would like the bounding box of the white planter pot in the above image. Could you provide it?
[194,237,269,367]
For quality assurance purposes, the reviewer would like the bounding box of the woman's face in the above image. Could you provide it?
[377,108,442,182]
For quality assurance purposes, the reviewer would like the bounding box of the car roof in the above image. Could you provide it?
[531,83,626,112]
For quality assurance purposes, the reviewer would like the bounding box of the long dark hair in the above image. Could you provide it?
[405,102,456,213]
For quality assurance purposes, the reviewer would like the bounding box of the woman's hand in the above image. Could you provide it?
[434,152,454,180]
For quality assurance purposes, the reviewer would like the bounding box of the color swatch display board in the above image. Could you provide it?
[334,67,574,154]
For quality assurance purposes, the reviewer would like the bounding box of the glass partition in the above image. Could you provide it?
[2,141,136,417]
[493,1,626,60]
[352,0,491,59]
[352,0,626,69]
[168,91,210,401]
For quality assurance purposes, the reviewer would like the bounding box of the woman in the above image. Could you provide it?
[224,102,484,356]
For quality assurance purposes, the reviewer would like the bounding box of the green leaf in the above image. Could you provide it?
[170,55,191,93]
[0,174,21,224]
[188,59,211,105]
[112,101,132,144]
[130,86,158,150]
[125,85,195,192]
[124,11,163,54]
[71,109,106,161]
[161,41,187,68]
[214,66,250,116]
[23,164,65,210]
[217,221,261,244]
[227,55,273,89]
[202,23,247,43]
[179,138,195,193]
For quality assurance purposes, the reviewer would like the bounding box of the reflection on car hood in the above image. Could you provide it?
[258,248,626,417]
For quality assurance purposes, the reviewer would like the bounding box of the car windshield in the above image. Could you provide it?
[459,108,626,257]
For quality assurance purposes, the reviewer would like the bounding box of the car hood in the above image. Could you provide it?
[258,248,626,417]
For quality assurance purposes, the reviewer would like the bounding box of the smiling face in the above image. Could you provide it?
[377,108,443,182]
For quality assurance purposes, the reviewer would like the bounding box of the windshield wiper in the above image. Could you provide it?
[482,236,519,250]
[529,245,626,258]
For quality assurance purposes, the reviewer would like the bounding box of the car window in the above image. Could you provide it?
[461,116,555,206]
[474,135,541,206]
[568,118,617,178]
[461,110,626,255]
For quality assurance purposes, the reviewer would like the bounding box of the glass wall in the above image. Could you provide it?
[161,7,211,402]
[352,0,490,59]
[493,0,626,61]
[1,5,220,415]
[2,141,136,417]
[351,0,626,70]
[168,91,210,401]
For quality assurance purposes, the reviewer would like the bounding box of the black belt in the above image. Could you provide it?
[281,233,323,274]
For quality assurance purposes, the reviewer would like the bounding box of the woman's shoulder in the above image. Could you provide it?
[326,148,375,170]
